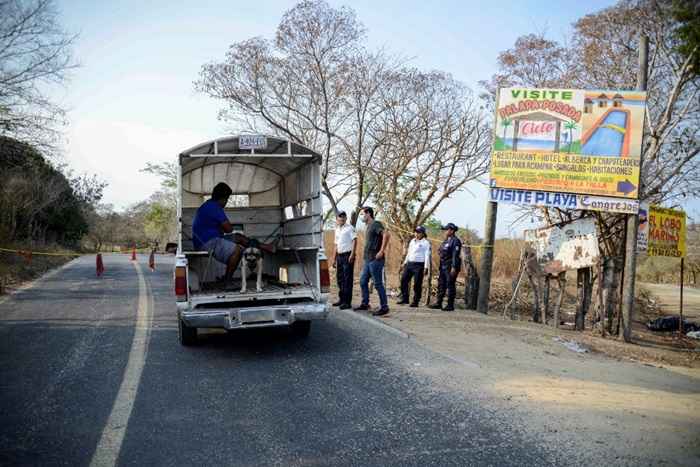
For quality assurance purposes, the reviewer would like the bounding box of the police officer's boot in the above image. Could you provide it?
[442,300,455,312]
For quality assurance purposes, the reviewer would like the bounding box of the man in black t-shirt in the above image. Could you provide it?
[353,206,391,316]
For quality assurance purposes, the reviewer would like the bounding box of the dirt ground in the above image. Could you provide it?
[343,283,700,466]
[0,249,76,295]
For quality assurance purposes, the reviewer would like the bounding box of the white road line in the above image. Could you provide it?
[337,308,482,370]
[90,261,153,467]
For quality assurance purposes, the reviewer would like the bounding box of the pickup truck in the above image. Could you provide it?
[174,135,330,346]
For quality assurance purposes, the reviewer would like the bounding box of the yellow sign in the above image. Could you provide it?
[646,206,686,258]
[490,88,647,199]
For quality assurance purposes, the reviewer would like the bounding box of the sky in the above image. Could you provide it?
[53,0,688,237]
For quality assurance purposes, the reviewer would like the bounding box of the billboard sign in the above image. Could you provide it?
[647,206,686,258]
[490,87,646,199]
[524,217,600,275]
[489,187,639,214]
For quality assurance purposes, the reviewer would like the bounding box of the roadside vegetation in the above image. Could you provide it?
[0,1,102,291]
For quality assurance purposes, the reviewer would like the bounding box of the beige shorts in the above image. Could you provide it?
[202,237,242,263]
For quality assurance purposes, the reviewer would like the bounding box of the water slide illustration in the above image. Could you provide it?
[581,108,631,157]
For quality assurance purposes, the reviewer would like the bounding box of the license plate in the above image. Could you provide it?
[238,309,274,324]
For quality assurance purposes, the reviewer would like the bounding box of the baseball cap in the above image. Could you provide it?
[441,222,458,231]
[415,226,426,234]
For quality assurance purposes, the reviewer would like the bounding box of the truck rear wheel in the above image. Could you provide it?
[291,320,311,338]
[178,318,197,346]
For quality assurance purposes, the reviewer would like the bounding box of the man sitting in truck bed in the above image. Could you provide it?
[192,182,242,282]
[192,182,274,283]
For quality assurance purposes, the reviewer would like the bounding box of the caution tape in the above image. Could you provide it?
[378,219,491,249]
[0,247,83,257]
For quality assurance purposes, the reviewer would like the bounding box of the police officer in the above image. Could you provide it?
[429,222,461,311]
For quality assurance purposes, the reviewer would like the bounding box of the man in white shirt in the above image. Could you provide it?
[398,226,431,307]
[332,211,357,309]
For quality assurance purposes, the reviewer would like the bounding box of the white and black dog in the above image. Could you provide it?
[240,239,263,293]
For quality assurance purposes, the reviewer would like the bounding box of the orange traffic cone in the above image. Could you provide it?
[148,249,155,271]
[131,247,136,261]
[96,253,105,277]
[20,250,32,263]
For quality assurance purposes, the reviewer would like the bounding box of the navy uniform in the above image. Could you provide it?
[430,223,461,311]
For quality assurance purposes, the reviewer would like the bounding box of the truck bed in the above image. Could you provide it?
[190,276,317,309]
[198,276,310,294]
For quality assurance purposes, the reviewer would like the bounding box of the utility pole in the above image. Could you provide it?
[620,34,649,342]
[477,200,497,314]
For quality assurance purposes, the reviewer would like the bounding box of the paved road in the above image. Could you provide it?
[641,282,700,319]
[0,254,553,466]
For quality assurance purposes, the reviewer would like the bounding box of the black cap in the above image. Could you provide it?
[441,222,458,231]
[337,211,347,218]
[415,226,426,234]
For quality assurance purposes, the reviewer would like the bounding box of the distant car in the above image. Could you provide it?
[165,242,177,254]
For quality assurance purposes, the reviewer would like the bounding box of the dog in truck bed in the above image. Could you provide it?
[240,239,263,293]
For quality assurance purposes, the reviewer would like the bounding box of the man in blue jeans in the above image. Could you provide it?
[353,206,391,316]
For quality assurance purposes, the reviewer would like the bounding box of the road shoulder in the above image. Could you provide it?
[349,303,700,466]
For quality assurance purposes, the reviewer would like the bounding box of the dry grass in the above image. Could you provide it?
[0,244,77,294]
[323,229,524,281]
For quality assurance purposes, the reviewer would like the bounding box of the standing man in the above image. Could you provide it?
[332,211,357,309]
[430,223,462,311]
[353,207,391,316]
[398,226,431,307]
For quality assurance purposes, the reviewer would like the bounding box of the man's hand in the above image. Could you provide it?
[451,269,458,278]
[349,253,355,263]
[376,251,385,260]
[332,255,337,269]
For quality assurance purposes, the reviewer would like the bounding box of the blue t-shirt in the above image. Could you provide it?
[192,199,228,249]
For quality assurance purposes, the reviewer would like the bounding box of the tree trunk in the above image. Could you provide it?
[542,276,550,325]
[320,179,339,218]
[602,258,617,336]
[575,268,592,331]
[597,260,604,336]
[553,272,566,328]
[464,259,479,310]
[615,255,625,336]
[529,273,541,323]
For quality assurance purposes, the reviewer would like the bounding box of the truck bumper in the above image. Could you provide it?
[178,302,329,330]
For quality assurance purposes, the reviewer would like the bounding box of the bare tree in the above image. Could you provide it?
[570,1,700,206]
[334,49,401,225]
[196,0,495,235]
[479,33,574,104]
[195,1,365,215]
[370,70,491,247]
[85,204,118,251]
[0,0,78,154]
